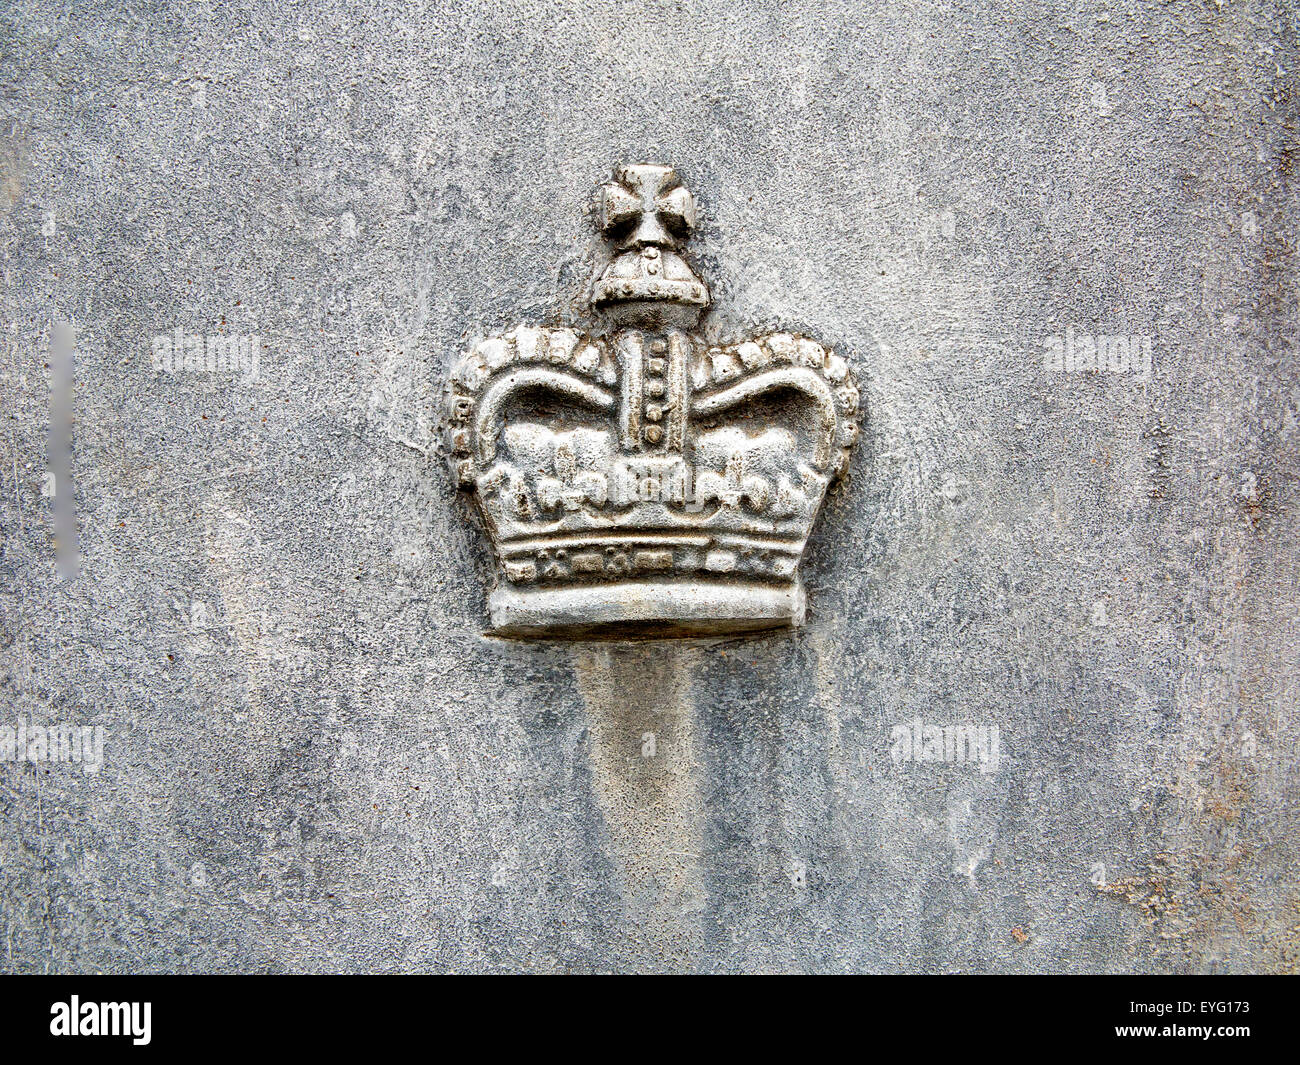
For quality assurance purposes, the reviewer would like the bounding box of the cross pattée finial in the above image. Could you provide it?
[598,164,696,250]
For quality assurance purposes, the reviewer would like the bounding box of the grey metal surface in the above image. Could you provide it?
[0,0,1296,972]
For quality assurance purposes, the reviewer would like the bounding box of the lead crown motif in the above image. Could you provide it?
[445,163,861,637]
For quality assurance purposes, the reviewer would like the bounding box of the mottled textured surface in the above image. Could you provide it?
[1,0,1297,973]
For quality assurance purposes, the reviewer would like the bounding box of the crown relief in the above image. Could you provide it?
[444,163,861,637]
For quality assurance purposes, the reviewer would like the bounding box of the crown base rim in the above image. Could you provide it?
[488,579,805,639]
